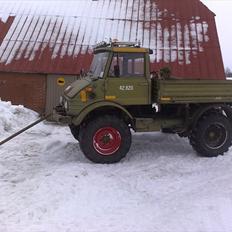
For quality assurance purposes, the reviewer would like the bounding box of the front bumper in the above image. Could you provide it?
[53,105,72,124]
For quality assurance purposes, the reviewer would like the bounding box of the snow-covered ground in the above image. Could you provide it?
[1,101,232,232]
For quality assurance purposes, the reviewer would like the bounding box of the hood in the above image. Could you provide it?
[64,77,91,98]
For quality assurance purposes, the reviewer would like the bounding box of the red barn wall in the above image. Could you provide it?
[0,72,46,114]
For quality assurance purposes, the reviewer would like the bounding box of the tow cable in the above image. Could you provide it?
[0,114,52,146]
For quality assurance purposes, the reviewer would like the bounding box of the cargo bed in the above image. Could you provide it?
[155,79,232,104]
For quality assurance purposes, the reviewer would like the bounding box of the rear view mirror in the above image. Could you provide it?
[99,71,104,78]
[114,65,120,77]
[80,68,86,78]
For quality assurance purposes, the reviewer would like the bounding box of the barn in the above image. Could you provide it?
[0,0,225,114]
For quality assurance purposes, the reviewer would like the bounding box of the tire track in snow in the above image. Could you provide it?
[1,121,232,231]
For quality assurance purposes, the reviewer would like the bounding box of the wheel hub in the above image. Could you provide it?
[93,127,122,155]
[101,134,111,144]
[204,123,228,149]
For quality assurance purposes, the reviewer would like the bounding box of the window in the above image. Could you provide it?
[109,53,145,78]
[89,52,109,78]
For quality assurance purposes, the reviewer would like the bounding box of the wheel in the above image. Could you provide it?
[69,124,80,141]
[79,115,131,163]
[189,114,232,157]
[161,128,175,134]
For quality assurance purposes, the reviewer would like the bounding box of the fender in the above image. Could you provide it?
[71,100,134,126]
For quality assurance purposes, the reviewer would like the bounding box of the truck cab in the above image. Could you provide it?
[59,42,153,114]
[55,41,232,163]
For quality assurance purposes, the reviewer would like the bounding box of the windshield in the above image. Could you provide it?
[89,52,109,78]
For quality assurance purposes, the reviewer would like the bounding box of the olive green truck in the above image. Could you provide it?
[54,41,232,163]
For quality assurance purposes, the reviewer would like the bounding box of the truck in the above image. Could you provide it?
[54,41,232,163]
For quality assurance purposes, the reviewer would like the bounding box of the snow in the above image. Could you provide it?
[0,101,38,137]
[0,13,9,23]
[1,101,232,232]
[0,0,210,65]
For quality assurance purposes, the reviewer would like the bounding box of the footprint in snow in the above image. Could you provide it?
[10,177,26,184]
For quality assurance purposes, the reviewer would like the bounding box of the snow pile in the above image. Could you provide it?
[0,101,38,139]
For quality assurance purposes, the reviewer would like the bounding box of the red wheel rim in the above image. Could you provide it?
[93,127,122,156]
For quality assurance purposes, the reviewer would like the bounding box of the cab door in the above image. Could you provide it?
[105,52,149,105]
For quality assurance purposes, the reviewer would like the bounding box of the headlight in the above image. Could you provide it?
[64,100,69,110]
[59,96,63,105]
[80,90,87,102]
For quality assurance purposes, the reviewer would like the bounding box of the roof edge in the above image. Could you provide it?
[200,0,216,17]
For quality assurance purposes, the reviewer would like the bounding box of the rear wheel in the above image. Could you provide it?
[79,115,131,163]
[189,114,232,157]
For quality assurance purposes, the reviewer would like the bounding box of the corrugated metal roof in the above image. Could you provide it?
[0,0,225,79]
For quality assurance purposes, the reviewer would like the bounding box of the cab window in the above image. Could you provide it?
[109,53,145,78]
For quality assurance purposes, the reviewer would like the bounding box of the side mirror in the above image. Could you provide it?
[114,65,120,77]
[80,68,86,78]
[99,71,104,78]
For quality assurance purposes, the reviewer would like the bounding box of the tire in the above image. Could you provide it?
[162,128,175,134]
[69,124,80,141]
[79,115,131,163]
[189,114,232,157]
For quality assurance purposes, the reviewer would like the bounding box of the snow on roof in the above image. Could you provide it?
[0,0,225,79]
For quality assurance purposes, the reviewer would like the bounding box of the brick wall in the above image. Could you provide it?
[0,72,46,114]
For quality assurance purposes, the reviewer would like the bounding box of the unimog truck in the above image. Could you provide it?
[54,41,232,163]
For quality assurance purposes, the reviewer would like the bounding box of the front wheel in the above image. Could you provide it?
[79,115,131,163]
[189,114,232,157]
[69,124,80,141]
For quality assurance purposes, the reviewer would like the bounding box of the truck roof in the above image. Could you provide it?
[93,41,150,54]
